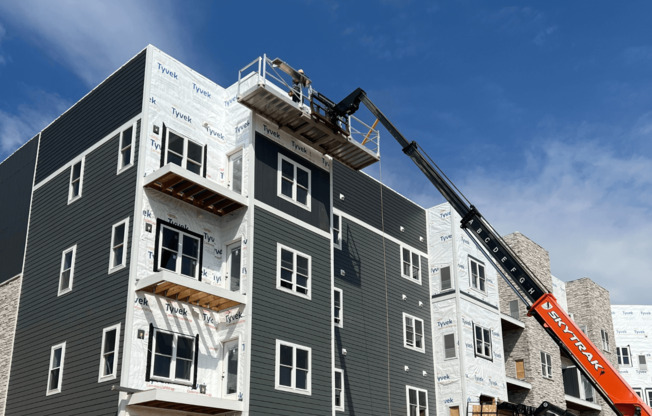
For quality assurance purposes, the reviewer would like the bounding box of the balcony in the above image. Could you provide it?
[145,163,247,216]
[237,55,380,171]
[127,389,243,414]
[501,312,525,330]
[136,270,245,312]
[505,376,531,391]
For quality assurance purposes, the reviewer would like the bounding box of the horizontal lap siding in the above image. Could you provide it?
[5,124,139,415]
[249,207,332,415]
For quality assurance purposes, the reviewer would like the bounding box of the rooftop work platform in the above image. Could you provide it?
[236,55,380,171]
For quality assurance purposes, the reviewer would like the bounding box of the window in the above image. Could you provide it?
[406,386,428,416]
[117,125,135,172]
[601,329,610,352]
[150,328,196,385]
[223,339,239,397]
[404,313,425,352]
[157,224,201,279]
[334,288,343,327]
[515,359,525,379]
[47,342,66,395]
[278,154,311,209]
[98,324,120,381]
[440,266,452,291]
[634,388,643,398]
[165,130,205,175]
[579,324,588,334]
[109,218,129,273]
[277,244,311,299]
[450,406,460,416]
[68,159,84,203]
[469,257,485,292]
[473,324,492,360]
[228,149,243,194]
[334,369,344,411]
[333,214,342,249]
[509,300,519,319]
[58,246,76,296]
[646,389,652,407]
[617,346,632,366]
[401,247,421,283]
[226,241,242,292]
[275,340,311,394]
[443,333,456,359]
[541,351,552,379]
[639,355,648,371]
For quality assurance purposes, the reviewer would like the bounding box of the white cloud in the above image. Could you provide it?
[0,0,189,86]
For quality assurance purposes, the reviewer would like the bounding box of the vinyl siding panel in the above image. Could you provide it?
[0,137,38,283]
[5,123,139,416]
[249,206,332,415]
[333,216,435,416]
[35,49,145,183]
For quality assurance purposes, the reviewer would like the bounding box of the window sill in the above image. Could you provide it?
[400,274,422,285]
[274,384,312,396]
[276,284,311,300]
[277,192,312,212]
[108,263,127,275]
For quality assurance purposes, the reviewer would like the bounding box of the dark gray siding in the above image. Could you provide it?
[334,161,427,252]
[249,207,332,415]
[5,122,139,416]
[0,137,38,283]
[35,49,146,183]
[334,217,434,415]
[254,134,330,232]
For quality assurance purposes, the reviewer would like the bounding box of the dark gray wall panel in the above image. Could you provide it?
[249,207,332,415]
[35,49,145,183]
[5,122,139,416]
[0,137,38,283]
[334,217,435,415]
[333,160,427,252]
[254,134,330,232]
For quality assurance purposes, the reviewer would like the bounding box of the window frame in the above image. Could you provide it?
[46,342,66,395]
[334,288,343,328]
[164,129,205,176]
[58,245,77,296]
[541,351,552,379]
[276,243,312,300]
[333,213,342,250]
[406,385,429,416]
[68,157,85,204]
[617,346,632,366]
[440,265,452,291]
[149,328,197,386]
[117,123,136,174]
[98,323,120,382]
[646,389,652,407]
[222,338,240,398]
[155,221,203,280]
[227,147,243,194]
[443,332,456,360]
[226,239,242,292]
[469,256,486,293]
[601,329,610,352]
[108,217,130,273]
[401,246,422,284]
[473,323,492,360]
[275,339,312,395]
[334,368,344,411]
[403,313,426,353]
[508,300,520,319]
[639,355,648,371]
[277,153,312,211]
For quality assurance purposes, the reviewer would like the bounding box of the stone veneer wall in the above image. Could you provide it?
[0,275,21,416]
[498,232,567,409]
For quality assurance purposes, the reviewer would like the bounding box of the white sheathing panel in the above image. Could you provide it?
[551,275,568,312]
[428,202,507,413]
[611,305,652,391]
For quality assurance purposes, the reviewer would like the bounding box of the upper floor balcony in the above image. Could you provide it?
[126,389,244,415]
[236,55,380,171]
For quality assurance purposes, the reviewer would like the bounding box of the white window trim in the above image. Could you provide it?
[222,337,240,398]
[639,355,648,371]
[333,213,342,250]
[98,323,121,382]
[226,239,242,292]
[400,245,422,285]
[645,389,652,407]
[443,332,457,360]
[117,123,136,174]
[541,351,552,379]
[227,146,244,193]
[275,339,312,395]
[406,385,429,416]
[617,346,632,367]
[334,368,344,411]
[601,329,610,352]
[67,157,85,204]
[469,256,486,293]
[58,245,77,296]
[108,218,130,274]
[403,312,425,353]
[440,265,453,291]
[157,224,201,279]
[46,342,66,395]
[276,243,312,300]
[277,153,312,211]
[473,323,492,360]
[334,287,343,328]
[164,129,205,176]
[149,328,196,386]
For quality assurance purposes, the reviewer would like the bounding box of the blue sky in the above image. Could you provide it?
[0,1,651,304]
